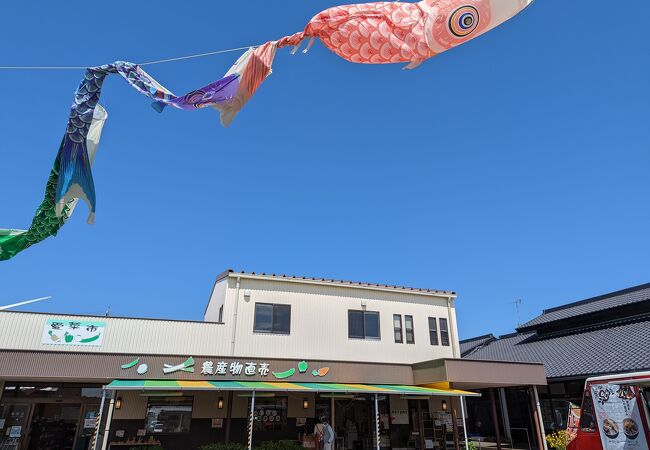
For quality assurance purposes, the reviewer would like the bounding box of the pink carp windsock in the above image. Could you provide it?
[211,0,533,126]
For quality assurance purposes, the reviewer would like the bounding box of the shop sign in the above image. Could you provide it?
[390,409,409,424]
[83,418,96,429]
[119,357,331,379]
[9,426,21,438]
[591,383,648,450]
[42,319,105,346]
[211,418,224,429]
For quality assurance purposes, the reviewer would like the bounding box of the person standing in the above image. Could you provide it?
[314,417,326,450]
[323,418,335,450]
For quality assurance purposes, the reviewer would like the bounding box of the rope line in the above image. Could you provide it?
[0,44,260,70]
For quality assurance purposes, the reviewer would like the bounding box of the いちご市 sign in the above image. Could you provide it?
[42,319,105,346]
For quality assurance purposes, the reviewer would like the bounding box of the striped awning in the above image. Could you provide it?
[104,380,479,397]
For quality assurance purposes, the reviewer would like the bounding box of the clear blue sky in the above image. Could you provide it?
[1,0,648,340]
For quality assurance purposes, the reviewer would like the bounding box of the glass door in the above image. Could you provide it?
[73,404,100,450]
[0,403,31,450]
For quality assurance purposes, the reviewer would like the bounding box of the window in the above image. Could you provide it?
[405,315,415,344]
[580,390,596,432]
[218,304,224,323]
[439,318,450,346]
[348,310,380,339]
[393,315,403,343]
[253,396,288,431]
[145,397,192,434]
[428,317,439,345]
[254,303,291,334]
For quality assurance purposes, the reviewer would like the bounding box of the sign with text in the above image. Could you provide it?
[42,319,105,346]
[591,383,648,449]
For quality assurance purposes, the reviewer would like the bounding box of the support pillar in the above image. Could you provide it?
[248,391,256,450]
[499,388,512,443]
[100,391,116,450]
[374,393,380,450]
[225,391,234,443]
[460,396,469,450]
[91,388,107,450]
[529,386,547,450]
[489,389,502,450]
[450,398,460,450]
[416,400,425,450]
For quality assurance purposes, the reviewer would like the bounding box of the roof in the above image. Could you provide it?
[465,316,650,379]
[459,334,496,357]
[518,282,650,330]
[217,269,456,297]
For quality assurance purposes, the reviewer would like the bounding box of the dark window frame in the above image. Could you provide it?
[393,314,403,343]
[145,396,193,435]
[405,315,415,344]
[253,303,291,335]
[439,318,450,346]
[428,317,439,346]
[348,310,381,340]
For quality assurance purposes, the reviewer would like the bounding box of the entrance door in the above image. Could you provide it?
[27,403,80,450]
[408,400,437,450]
[73,404,100,450]
[0,403,31,450]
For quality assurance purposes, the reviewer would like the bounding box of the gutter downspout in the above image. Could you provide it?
[230,276,241,356]
[447,296,459,357]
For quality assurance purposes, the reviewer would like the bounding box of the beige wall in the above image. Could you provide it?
[287,393,315,418]
[113,390,147,420]
[192,391,229,419]
[223,276,457,364]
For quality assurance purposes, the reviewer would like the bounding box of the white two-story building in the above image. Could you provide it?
[0,270,546,450]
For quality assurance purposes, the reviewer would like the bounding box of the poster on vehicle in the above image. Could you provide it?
[591,383,648,449]
[41,319,105,346]
[566,402,581,444]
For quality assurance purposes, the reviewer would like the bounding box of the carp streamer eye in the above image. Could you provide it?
[449,6,480,37]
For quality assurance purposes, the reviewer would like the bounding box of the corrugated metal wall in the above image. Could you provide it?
[0,312,230,356]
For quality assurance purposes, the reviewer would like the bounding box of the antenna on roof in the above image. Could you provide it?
[0,296,51,311]
[105,306,110,317]
[512,298,522,327]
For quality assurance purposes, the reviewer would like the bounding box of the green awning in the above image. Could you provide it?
[104,380,479,397]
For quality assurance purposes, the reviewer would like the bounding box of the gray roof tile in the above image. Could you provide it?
[519,283,650,329]
[460,334,496,356]
[465,317,650,379]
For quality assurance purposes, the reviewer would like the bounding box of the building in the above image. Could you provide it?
[0,270,546,450]
[460,281,650,444]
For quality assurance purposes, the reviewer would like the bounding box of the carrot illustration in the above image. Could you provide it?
[312,367,330,377]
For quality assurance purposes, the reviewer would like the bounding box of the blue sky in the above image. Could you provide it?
[1,0,648,339]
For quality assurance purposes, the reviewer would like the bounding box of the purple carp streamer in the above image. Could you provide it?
[1,61,245,260]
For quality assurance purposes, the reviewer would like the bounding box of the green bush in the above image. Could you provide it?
[199,444,246,450]
[255,440,303,450]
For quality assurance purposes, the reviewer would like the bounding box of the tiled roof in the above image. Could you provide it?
[460,334,496,357]
[518,283,650,329]
[465,317,650,379]
[217,269,456,296]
